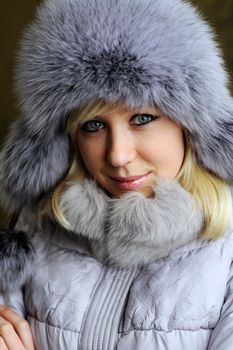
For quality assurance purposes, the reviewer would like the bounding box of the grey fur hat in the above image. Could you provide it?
[1,0,233,209]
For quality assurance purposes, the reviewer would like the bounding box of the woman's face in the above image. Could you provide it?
[77,106,185,197]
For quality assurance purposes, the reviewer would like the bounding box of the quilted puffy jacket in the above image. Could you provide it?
[1,213,233,350]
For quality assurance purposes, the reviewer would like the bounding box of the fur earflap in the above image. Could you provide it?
[1,0,233,209]
[0,229,35,292]
[60,180,203,268]
[0,119,70,209]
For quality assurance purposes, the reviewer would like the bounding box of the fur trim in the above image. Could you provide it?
[0,229,35,292]
[60,180,108,240]
[60,180,203,268]
[1,0,233,208]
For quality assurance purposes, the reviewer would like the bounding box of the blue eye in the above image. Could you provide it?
[82,120,104,132]
[132,114,157,125]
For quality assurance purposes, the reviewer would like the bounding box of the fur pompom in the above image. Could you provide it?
[60,180,108,240]
[105,181,203,267]
[0,229,35,292]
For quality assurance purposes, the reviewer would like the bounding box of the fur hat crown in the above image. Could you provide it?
[0,0,233,208]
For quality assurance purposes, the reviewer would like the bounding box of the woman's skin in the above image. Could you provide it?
[0,106,185,349]
[0,305,35,350]
[77,106,185,198]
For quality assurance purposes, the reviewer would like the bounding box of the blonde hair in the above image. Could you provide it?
[177,136,232,239]
[47,99,232,239]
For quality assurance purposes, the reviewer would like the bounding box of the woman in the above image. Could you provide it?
[0,0,233,349]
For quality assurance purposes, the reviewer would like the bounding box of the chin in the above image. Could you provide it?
[113,186,154,198]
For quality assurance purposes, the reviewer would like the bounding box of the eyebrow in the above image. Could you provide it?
[133,107,160,114]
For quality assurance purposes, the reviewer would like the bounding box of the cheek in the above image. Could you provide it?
[77,137,104,176]
[145,133,185,178]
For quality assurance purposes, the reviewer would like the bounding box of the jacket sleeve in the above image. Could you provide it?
[207,262,233,349]
[0,289,26,318]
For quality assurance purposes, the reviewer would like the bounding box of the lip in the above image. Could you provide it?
[110,175,147,182]
[109,173,150,190]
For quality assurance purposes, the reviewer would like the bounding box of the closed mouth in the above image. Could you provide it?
[108,173,151,190]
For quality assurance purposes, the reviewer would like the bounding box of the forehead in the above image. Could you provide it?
[77,100,162,120]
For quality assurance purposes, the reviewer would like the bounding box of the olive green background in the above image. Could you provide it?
[0,1,232,224]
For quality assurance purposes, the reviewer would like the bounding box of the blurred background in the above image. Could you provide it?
[0,0,233,223]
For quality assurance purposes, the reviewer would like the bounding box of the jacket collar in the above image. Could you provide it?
[60,179,204,268]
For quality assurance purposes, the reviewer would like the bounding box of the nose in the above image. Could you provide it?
[106,129,137,167]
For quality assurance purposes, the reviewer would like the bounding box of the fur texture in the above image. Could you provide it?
[0,0,233,208]
[0,229,35,292]
[60,180,203,268]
